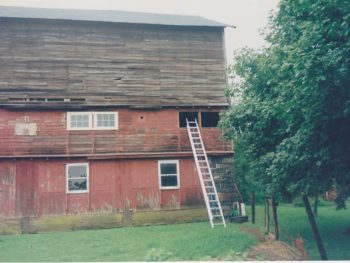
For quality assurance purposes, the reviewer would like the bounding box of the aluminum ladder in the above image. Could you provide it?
[186,119,226,228]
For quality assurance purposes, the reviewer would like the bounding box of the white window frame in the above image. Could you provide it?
[93,112,118,130]
[67,112,93,130]
[158,160,180,190]
[66,163,89,194]
[67,112,118,130]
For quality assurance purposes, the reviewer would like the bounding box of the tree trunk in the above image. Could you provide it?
[251,191,255,224]
[302,195,328,260]
[313,191,319,217]
[265,198,270,234]
[271,197,279,240]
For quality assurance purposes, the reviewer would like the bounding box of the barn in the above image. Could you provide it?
[0,6,234,232]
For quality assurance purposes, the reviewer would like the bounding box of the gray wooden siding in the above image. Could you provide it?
[0,19,227,107]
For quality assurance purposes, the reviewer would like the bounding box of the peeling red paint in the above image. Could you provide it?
[0,109,231,157]
[0,158,205,218]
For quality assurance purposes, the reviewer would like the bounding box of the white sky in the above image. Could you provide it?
[0,0,279,63]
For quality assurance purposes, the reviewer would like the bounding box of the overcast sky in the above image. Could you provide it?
[0,0,279,63]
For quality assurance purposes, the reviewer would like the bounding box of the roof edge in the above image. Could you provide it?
[0,5,233,28]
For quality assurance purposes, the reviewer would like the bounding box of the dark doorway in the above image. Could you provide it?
[179,112,199,127]
[201,112,220,127]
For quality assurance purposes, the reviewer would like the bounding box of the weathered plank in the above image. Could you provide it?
[0,18,226,108]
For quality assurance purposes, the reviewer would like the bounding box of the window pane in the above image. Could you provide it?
[179,112,198,127]
[160,163,177,175]
[161,175,178,187]
[68,179,87,191]
[96,113,115,127]
[201,112,220,127]
[68,165,87,179]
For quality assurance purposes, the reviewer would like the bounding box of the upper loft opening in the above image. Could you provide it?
[179,111,220,128]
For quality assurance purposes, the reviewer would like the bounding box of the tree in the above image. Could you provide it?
[221,0,350,259]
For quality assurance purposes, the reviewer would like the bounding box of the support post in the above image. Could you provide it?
[302,195,328,260]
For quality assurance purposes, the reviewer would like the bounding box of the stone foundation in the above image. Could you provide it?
[208,156,236,216]
[0,208,208,234]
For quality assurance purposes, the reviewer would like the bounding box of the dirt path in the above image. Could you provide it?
[240,225,305,261]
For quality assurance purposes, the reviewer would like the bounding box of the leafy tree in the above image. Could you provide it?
[222,0,350,259]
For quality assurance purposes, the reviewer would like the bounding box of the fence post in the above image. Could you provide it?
[251,191,255,224]
[265,197,270,234]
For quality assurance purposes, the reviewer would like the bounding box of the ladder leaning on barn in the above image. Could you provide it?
[186,119,226,228]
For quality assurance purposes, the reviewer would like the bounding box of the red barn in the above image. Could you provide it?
[0,6,234,232]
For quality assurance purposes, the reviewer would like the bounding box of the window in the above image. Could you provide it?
[67,112,118,130]
[201,112,220,128]
[158,160,180,189]
[95,112,117,129]
[66,163,89,193]
[67,112,92,130]
[179,112,199,128]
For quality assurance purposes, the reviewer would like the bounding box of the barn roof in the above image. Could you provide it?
[0,6,229,28]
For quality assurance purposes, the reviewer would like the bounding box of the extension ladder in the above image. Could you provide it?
[186,119,226,228]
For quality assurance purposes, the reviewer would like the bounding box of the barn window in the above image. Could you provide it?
[67,112,118,130]
[67,112,92,130]
[66,163,89,193]
[94,112,118,129]
[201,112,220,128]
[158,160,180,189]
[179,112,199,127]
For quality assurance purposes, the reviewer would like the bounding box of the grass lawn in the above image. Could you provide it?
[247,201,350,260]
[0,221,257,261]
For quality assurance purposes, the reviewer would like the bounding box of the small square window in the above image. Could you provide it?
[158,160,180,189]
[179,112,199,128]
[201,112,220,128]
[66,163,89,193]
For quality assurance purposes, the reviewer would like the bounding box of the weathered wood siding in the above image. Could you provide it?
[0,108,231,157]
[0,158,204,218]
[0,18,227,107]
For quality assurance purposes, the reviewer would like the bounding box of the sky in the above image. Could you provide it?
[0,0,279,63]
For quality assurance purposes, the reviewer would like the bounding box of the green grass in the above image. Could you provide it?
[247,201,350,260]
[0,222,257,261]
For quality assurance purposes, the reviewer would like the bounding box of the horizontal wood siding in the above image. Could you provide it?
[0,108,231,156]
[0,158,204,218]
[0,19,227,107]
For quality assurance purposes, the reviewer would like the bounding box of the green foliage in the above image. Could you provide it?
[221,0,350,202]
